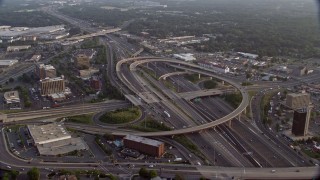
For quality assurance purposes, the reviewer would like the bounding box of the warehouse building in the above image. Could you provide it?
[123,135,165,157]
[0,59,18,67]
[7,45,31,52]
[27,123,88,156]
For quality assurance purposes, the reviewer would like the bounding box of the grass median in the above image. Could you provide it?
[99,107,141,124]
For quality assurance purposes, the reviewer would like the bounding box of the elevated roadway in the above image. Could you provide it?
[178,88,236,100]
[66,28,121,41]
[158,71,191,80]
[2,101,130,122]
[114,57,249,137]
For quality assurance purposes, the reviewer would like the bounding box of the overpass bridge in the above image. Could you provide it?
[66,28,121,41]
[178,88,236,100]
[114,57,249,136]
[131,48,144,58]
[158,71,191,80]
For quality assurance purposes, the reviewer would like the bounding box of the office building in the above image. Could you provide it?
[292,108,311,136]
[286,93,310,110]
[40,76,65,96]
[123,135,165,157]
[36,64,57,79]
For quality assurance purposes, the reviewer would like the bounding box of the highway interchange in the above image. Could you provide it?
[1,6,320,180]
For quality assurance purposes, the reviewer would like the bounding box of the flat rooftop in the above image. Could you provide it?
[124,135,163,147]
[37,137,88,156]
[3,91,20,101]
[0,60,18,66]
[0,25,65,37]
[27,123,71,144]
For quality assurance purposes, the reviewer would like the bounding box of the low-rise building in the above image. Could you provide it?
[7,45,31,52]
[198,61,230,73]
[237,52,259,59]
[3,91,20,104]
[173,53,196,61]
[28,54,41,62]
[0,59,18,67]
[27,123,88,156]
[123,135,165,157]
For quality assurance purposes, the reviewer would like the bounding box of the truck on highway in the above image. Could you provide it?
[164,110,170,118]
[174,158,182,162]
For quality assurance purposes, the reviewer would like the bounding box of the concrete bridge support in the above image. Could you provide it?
[198,73,201,79]
[227,120,232,127]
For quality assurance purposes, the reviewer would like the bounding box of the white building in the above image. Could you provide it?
[27,123,88,156]
[7,45,31,52]
[27,123,71,145]
[198,61,230,73]
[173,53,196,61]
[237,52,259,59]
[0,59,18,67]
[3,91,20,104]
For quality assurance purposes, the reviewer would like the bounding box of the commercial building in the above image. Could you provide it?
[173,53,196,61]
[28,54,41,62]
[40,76,65,96]
[292,108,311,136]
[3,91,20,104]
[0,25,66,43]
[237,52,259,59]
[7,45,31,52]
[0,59,18,67]
[27,123,71,145]
[123,135,165,157]
[27,123,88,156]
[286,93,310,110]
[36,64,57,79]
[198,61,230,73]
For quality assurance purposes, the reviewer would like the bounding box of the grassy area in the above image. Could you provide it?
[260,92,274,125]
[163,80,177,92]
[66,114,93,124]
[173,135,207,163]
[99,107,141,124]
[246,91,257,118]
[222,93,242,108]
[128,117,171,132]
[241,81,254,86]
[302,149,320,159]
[203,80,217,89]
[184,74,201,83]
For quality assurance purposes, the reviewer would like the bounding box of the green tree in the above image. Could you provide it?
[10,170,19,180]
[139,167,149,178]
[27,167,40,180]
[149,170,158,178]
[2,173,9,180]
